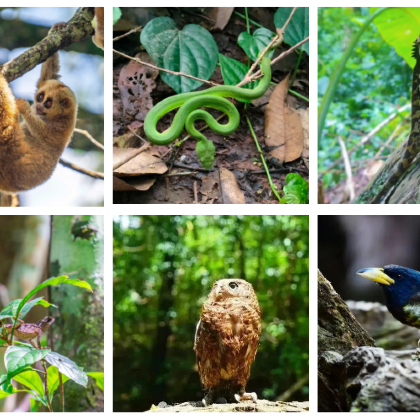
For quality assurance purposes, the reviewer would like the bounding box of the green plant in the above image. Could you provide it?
[0,276,92,412]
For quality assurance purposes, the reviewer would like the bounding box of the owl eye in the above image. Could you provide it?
[229,282,238,289]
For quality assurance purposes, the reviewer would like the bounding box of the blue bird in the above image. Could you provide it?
[357,265,420,354]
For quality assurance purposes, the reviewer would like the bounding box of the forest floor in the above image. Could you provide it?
[113,7,309,204]
[148,399,309,412]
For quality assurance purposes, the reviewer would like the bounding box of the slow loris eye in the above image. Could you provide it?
[45,100,53,109]
[229,282,238,289]
[37,93,44,102]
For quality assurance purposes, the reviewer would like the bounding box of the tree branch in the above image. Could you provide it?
[1,7,95,82]
[59,158,104,179]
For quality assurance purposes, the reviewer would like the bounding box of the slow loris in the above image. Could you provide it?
[0,48,77,193]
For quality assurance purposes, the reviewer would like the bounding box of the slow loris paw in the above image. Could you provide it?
[234,392,258,403]
[16,98,30,114]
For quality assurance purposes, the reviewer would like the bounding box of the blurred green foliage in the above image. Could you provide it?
[113,215,309,411]
[318,7,412,187]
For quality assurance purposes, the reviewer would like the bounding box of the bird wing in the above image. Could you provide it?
[403,292,420,328]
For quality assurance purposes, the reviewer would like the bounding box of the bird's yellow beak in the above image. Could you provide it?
[356,267,395,286]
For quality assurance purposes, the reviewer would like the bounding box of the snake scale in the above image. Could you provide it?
[371,35,420,203]
[144,56,271,168]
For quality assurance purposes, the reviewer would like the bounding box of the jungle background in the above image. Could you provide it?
[318,7,420,204]
[0,7,104,206]
[113,215,309,411]
[0,215,104,412]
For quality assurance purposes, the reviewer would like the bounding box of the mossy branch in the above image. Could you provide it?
[0,7,95,82]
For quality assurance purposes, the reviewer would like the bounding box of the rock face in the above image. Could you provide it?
[339,347,420,412]
[148,400,309,412]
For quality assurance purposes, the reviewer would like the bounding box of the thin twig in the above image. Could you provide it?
[113,26,142,42]
[59,372,64,412]
[233,11,264,29]
[112,49,219,87]
[249,167,309,175]
[338,136,355,202]
[374,119,405,159]
[318,103,410,179]
[246,116,282,202]
[59,158,104,179]
[241,36,309,86]
[171,162,214,172]
[74,128,104,150]
[193,181,199,204]
[42,360,53,412]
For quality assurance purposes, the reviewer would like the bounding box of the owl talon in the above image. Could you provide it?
[234,391,258,403]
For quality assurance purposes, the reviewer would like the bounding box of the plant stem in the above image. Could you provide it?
[289,89,309,102]
[246,116,282,202]
[59,372,64,412]
[290,49,303,87]
[318,7,388,140]
[244,7,251,109]
[42,359,53,412]
[233,11,264,28]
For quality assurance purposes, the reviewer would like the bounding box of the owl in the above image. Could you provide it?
[194,279,261,406]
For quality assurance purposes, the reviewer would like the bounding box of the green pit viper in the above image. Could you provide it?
[144,56,272,168]
[371,35,420,203]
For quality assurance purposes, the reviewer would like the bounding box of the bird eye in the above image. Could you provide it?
[229,282,238,289]
[396,273,402,280]
[37,93,44,102]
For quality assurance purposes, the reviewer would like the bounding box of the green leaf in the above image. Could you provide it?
[281,173,309,204]
[47,366,69,397]
[113,7,122,25]
[5,346,50,378]
[30,398,42,412]
[87,372,104,392]
[370,7,420,68]
[238,28,276,62]
[0,374,13,393]
[45,352,88,388]
[196,139,216,169]
[218,54,256,103]
[14,369,44,396]
[274,7,309,55]
[140,16,219,93]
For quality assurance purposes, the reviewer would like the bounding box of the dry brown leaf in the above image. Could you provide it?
[208,7,234,30]
[113,176,156,191]
[114,152,167,177]
[297,108,309,159]
[118,62,157,121]
[200,171,220,203]
[220,168,245,204]
[265,74,304,163]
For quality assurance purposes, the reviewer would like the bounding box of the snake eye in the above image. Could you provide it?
[229,282,238,290]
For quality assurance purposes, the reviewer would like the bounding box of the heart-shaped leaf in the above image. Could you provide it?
[218,54,256,103]
[5,346,50,378]
[196,139,216,169]
[238,28,276,62]
[274,7,309,55]
[141,16,219,93]
[45,352,88,388]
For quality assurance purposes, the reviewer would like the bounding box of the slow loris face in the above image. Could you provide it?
[35,79,76,119]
